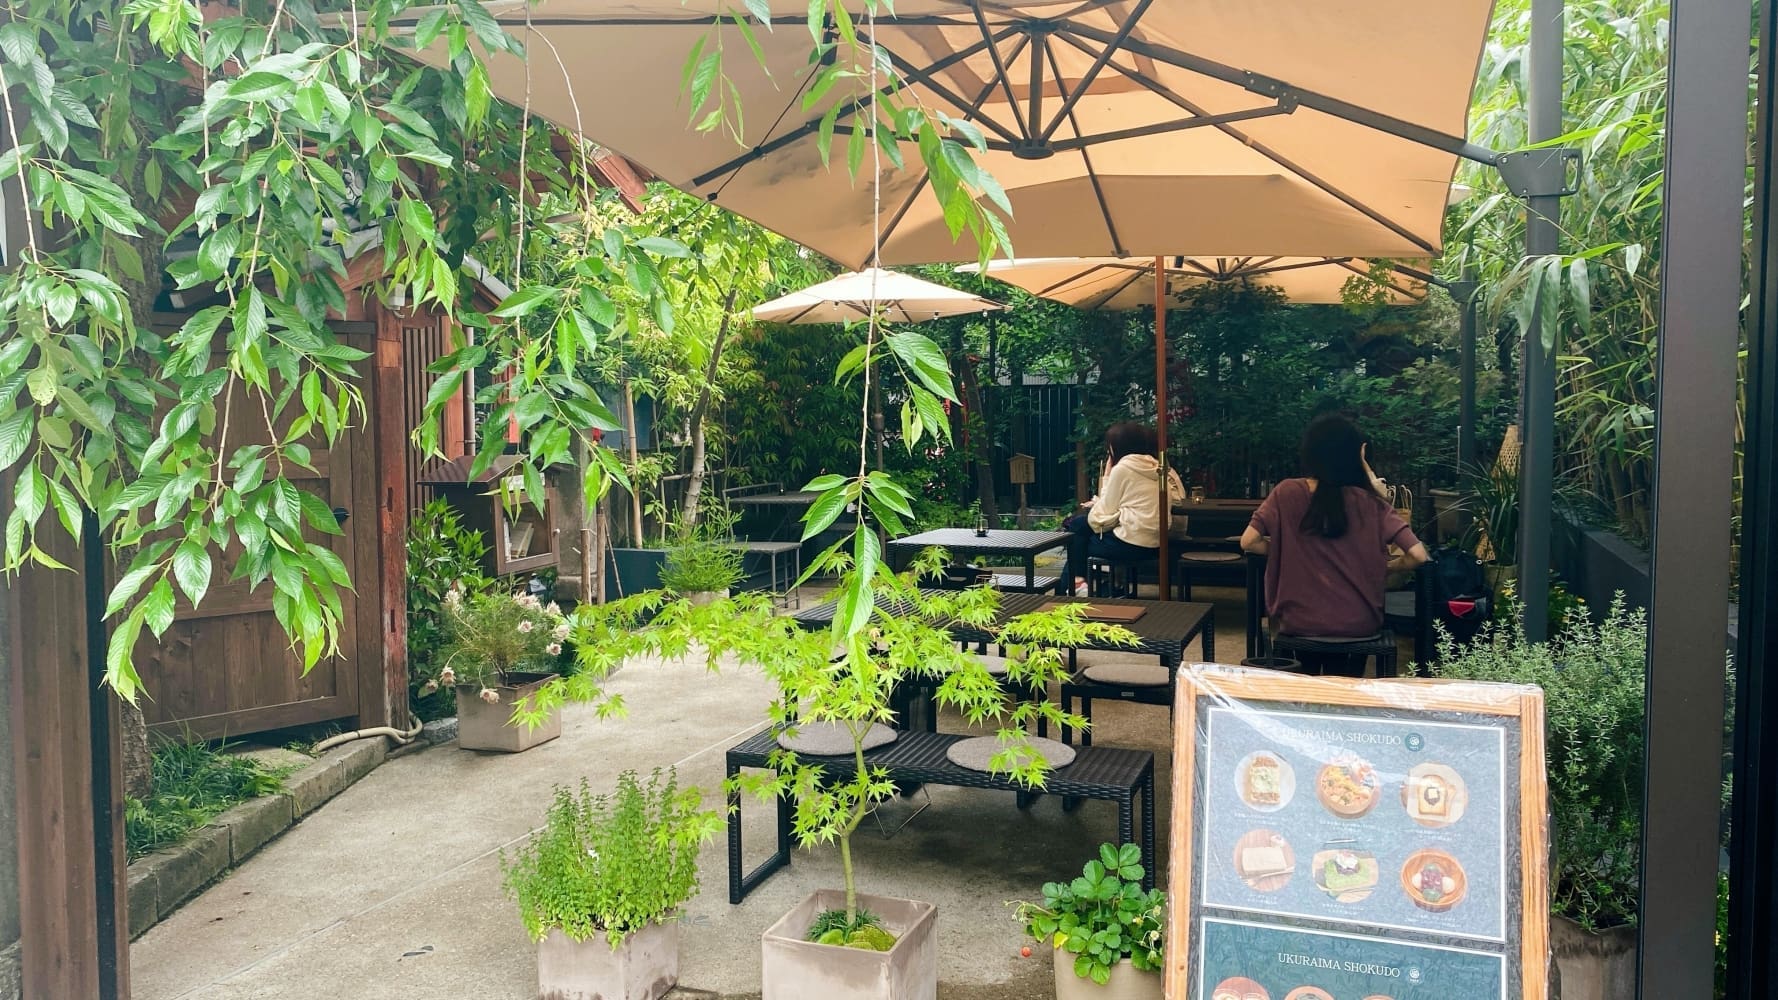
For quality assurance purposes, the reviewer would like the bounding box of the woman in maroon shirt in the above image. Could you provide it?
[1240,415,1429,676]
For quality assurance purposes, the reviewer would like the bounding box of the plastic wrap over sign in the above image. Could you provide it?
[1165,665,1550,1000]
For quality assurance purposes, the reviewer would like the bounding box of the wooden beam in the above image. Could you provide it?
[362,307,410,731]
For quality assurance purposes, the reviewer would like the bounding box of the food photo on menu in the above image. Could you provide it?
[1197,919,1507,1000]
[1199,703,1513,944]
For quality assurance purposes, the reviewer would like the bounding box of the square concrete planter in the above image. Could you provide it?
[1551,915,1637,1000]
[538,921,678,1000]
[1053,955,1163,1000]
[761,890,936,1000]
[455,673,560,753]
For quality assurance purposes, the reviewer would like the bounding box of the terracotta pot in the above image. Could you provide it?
[1052,955,1163,1000]
[761,890,937,1000]
[537,921,678,1000]
[454,673,561,753]
[1551,914,1637,1000]
[684,589,730,607]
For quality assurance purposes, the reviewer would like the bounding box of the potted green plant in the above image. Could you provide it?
[438,587,571,752]
[658,529,744,605]
[503,769,721,1000]
[734,546,1137,1000]
[1014,843,1165,1000]
[1430,597,1654,1000]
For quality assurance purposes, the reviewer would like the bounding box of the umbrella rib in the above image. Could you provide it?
[688,28,1013,189]
[1037,261,1121,299]
[1061,22,1492,164]
[1332,258,1426,300]
[1089,269,1149,311]
[884,47,1026,145]
[1178,258,1220,278]
[1037,0,1156,144]
[1043,36,1124,256]
[1053,33,1439,255]
[1247,257,1350,278]
[970,3,1029,139]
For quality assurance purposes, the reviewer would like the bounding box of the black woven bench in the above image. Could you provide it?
[725,727,1156,904]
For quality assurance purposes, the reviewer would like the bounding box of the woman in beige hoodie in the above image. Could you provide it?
[1063,422,1186,594]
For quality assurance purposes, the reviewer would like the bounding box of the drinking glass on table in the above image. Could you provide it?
[1189,486,1207,504]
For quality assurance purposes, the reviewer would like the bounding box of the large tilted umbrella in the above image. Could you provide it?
[396,1,1492,267]
[752,267,1003,324]
[961,255,1432,310]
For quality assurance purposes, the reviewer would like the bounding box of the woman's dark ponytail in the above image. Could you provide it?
[1297,414,1367,539]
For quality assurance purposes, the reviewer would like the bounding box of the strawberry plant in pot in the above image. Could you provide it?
[1015,843,1166,1000]
[503,768,722,1000]
[438,588,572,752]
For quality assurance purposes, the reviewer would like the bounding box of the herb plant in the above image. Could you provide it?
[658,529,744,596]
[502,769,721,948]
[1015,843,1166,984]
[125,738,290,859]
[1430,596,1650,929]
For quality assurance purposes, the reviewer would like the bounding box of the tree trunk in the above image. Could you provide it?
[120,704,152,801]
[680,286,740,529]
[958,353,998,518]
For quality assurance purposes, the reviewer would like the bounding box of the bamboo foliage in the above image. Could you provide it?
[1444,0,1713,542]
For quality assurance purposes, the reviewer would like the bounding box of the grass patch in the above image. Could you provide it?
[125,740,293,860]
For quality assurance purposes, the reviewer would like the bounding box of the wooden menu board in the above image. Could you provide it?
[1166,666,1549,1000]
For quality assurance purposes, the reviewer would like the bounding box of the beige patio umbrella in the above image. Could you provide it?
[393,1,1492,267]
[751,267,1003,324]
[961,255,1432,311]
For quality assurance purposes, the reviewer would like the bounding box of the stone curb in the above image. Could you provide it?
[127,737,388,940]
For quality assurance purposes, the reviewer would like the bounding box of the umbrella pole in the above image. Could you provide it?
[1155,256,1171,602]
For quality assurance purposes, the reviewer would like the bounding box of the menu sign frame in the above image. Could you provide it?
[1166,666,1549,1000]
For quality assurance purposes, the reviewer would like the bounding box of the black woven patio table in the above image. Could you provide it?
[725,727,1156,904]
[792,590,1215,668]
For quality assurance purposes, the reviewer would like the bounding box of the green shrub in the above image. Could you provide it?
[407,500,495,721]
[1015,843,1166,983]
[502,769,721,947]
[1430,597,1647,929]
[125,739,288,859]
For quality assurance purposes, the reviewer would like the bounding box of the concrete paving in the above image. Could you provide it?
[129,586,1262,1000]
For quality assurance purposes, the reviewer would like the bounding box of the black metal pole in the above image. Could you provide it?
[1517,0,1561,643]
[1640,0,1749,992]
[1453,275,1481,474]
[83,508,121,999]
[1730,0,1778,990]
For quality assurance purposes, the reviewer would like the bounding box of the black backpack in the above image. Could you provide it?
[1426,547,1491,642]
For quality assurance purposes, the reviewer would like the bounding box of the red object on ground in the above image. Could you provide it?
[1020,947,1032,958]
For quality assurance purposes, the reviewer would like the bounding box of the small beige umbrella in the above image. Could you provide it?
[961,255,1431,310]
[752,267,1003,324]
[394,1,1491,267]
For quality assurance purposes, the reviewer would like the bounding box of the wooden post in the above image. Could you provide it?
[623,382,643,543]
[368,307,410,731]
[1154,256,1171,601]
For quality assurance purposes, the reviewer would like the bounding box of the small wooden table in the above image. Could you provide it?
[886,528,1072,594]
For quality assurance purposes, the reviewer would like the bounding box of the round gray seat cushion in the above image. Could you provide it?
[1082,662,1171,687]
[777,722,898,756]
[1179,551,1242,564]
[946,735,1076,772]
[971,653,1012,677]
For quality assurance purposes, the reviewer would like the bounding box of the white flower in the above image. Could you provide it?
[419,679,438,696]
[438,667,456,686]
[545,642,562,656]
[479,687,500,704]
[517,620,535,634]
[545,602,561,616]
[517,593,542,611]
[443,587,462,607]
[552,622,571,642]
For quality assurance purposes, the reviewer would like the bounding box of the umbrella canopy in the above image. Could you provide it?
[396,1,1492,267]
[963,255,1432,311]
[752,267,1004,324]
